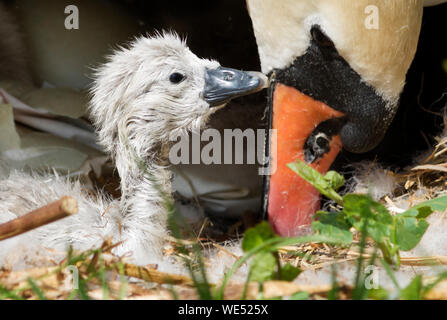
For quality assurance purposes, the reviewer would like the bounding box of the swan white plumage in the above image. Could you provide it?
[0,32,266,270]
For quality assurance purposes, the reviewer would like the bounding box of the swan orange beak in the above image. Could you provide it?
[266,83,344,236]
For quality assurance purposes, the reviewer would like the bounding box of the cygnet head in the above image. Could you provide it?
[89,32,266,168]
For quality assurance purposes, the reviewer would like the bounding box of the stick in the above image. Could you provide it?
[0,196,78,241]
[347,251,447,267]
[122,263,193,286]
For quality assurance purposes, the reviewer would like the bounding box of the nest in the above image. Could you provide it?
[3,128,447,300]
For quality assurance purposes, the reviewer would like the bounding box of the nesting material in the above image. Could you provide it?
[4,128,447,299]
[351,162,398,201]
[4,126,447,299]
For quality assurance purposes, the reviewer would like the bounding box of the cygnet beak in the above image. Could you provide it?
[203,67,268,107]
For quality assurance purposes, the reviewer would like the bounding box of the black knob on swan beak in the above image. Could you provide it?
[203,67,267,107]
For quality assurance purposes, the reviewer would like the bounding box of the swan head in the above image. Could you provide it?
[89,32,266,166]
[247,0,425,236]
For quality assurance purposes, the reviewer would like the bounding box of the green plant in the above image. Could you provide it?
[288,160,447,266]
[217,160,447,300]
[216,219,353,300]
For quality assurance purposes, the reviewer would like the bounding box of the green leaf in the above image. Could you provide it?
[324,171,346,191]
[400,275,423,300]
[281,230,353,246]
[0,284,23,300]
[368,288,389,300]
[249,252,277,283]
[394,216,429,251]
[27,278,47,300]
[413,206,433,219]
[391,190,447,253]
[294,233,353,246]
[401,195,447,219]
[289,291,309,300]
[242,221,277,252]
[287,161,343,205]
[312,219,353,245]
[316,211,352,231]
[280,263,302,282]
[343,194,393,243]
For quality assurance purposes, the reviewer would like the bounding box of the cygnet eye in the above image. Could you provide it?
[169,72,186,84]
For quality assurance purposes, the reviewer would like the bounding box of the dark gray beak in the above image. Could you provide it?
[203,67,267,107]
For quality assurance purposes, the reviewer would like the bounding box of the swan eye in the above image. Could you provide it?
[311,26,335,48]
[169,72,185,84]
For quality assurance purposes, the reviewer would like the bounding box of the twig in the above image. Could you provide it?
[121,263,193,285]
[348,251,447,267]
[0,196,78,241]
[212,242,241,260]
